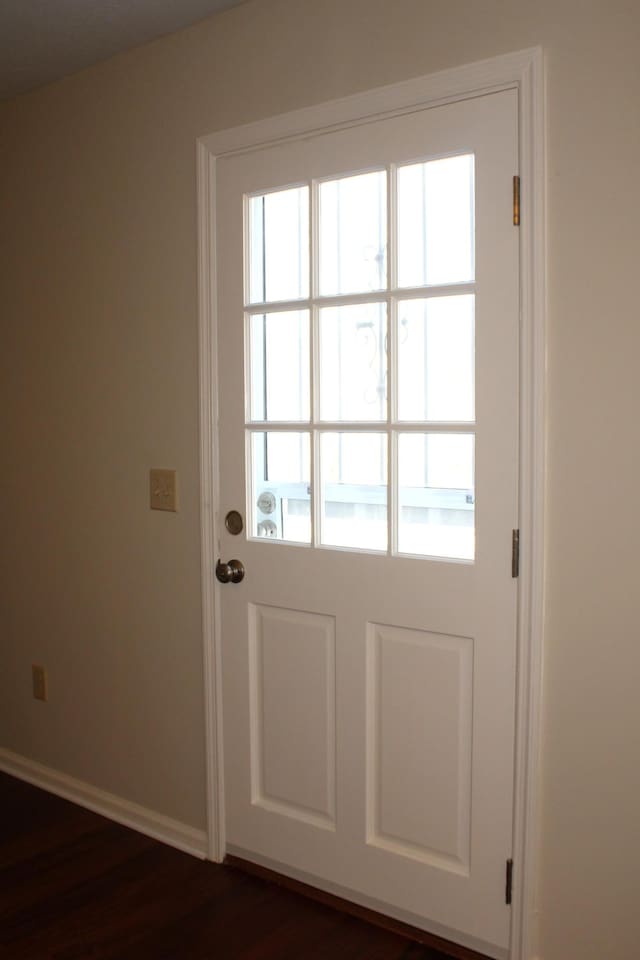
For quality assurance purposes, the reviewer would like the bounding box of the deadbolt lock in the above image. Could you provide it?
[225,510,244,535]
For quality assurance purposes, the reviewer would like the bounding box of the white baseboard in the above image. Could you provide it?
[0,748,208,859]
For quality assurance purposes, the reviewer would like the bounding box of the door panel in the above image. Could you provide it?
[366,623,473,873]
[215,89,519,958]
[249,603,336,828]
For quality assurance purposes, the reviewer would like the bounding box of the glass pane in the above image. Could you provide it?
[397,155,474,288]
[398,433,474,560]
[319,303,387,421]
[248,187,309,304]
[250,311,309,421]
[250,432,310,543]
[319,171,387,296]
[398,296,474,422]
[320,432,387,551]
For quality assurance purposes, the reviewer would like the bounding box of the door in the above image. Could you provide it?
[215,89,519,959]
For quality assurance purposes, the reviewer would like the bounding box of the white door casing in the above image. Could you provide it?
[197,48,545,960]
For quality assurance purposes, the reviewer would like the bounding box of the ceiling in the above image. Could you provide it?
[0,0,248,101]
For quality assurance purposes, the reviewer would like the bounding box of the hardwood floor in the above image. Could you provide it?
[0,772,452,959]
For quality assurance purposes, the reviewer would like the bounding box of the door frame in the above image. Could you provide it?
[196,47,546,960]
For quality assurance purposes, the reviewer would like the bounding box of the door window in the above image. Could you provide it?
[245,156,476,560]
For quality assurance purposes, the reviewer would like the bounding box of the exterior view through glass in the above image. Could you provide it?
[246,156,476,560]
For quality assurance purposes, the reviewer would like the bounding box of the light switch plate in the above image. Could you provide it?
[150,469,177,512]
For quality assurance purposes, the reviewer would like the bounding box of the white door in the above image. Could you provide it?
[215,89,519,959]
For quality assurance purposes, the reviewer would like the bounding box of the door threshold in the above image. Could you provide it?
[225,854,492,960]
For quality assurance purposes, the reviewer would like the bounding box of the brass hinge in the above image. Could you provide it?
[505,858,514,905]
[512,529,520,578]
[513,175,520,226]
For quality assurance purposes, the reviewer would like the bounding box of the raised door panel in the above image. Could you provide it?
[249,604,336,829]
[366,623,473,873]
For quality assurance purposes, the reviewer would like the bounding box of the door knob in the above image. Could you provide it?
[215,558,245,584]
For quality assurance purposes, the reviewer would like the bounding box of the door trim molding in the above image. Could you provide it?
[197,46,546,960]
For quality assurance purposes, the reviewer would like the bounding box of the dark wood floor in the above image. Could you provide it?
[0,772,451,959]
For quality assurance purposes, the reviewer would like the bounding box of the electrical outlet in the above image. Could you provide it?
[150,469,177,512]
[32,664,47,701]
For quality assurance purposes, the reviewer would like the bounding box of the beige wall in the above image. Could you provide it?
[1,1,639,956]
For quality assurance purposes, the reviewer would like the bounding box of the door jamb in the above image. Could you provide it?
[196,46,546,960]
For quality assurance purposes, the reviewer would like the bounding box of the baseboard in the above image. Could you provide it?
[0,747,208,859]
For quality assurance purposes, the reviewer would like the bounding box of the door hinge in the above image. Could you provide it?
[511,529,520,578]
[513,175,520,226]
[505,858,514,905]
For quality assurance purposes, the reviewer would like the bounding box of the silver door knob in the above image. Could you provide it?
[215,558,245,584]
